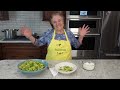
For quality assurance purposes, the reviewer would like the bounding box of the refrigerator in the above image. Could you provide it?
[100,11,120,59]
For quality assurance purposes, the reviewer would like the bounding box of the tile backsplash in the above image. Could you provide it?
[0,11,52,37]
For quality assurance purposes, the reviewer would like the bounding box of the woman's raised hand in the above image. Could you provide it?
[79,24,90,38]
[20,26,32,38]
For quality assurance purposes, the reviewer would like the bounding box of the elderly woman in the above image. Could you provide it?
[20,11,90,60]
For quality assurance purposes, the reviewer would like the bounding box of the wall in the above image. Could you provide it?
[0,11,52,37]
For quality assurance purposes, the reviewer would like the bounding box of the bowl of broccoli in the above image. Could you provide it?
[17,59,48,75]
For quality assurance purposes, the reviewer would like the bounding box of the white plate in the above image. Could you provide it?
[55,62,77,74]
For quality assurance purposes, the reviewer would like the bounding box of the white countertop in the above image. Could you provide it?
[0,40,31,43]
[0,59,120,79]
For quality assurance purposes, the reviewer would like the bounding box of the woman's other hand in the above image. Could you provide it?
[78,24,90,44]
[20,26,32,39]
[79,24,90,38]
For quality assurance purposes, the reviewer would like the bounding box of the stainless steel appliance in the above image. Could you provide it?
[100,11,120,59]
[66,11,103,35]
[66,11,103,59]
[71,35,101,59]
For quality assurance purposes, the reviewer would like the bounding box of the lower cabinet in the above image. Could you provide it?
[0,44,2,60]
[2,43,47,59]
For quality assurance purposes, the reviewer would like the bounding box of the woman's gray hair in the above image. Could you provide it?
[49,11,65,29]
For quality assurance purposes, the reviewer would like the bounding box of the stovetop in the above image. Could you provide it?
[3,36,30,41]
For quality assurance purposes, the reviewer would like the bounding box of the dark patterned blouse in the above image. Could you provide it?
[35,29,81,48]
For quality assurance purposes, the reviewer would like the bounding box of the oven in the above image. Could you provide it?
[68,19,102,34]
[68,11,103,17]
[66,11,103,59]
[71,35,100,59]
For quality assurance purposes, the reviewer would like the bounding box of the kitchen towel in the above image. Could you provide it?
[49,67,58,77]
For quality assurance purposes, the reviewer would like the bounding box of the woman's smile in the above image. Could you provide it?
[51,15,64,32]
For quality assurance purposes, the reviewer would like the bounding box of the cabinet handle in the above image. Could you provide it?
[105,53,120,56]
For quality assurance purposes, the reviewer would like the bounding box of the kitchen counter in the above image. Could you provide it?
[0,59,120,79]
[0,40,31,43]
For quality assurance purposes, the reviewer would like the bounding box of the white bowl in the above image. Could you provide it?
[55,62,77,74]
[83,62,95,71]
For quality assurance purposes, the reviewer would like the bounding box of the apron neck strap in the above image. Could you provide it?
[53,29,69,41]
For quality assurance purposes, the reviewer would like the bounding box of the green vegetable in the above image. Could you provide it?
[59,66,73,72]
[18,60,45,71]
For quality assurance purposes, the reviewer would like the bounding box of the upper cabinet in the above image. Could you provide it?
[43,11,53,21]
[43,11,66,21]
[0,11,9,20]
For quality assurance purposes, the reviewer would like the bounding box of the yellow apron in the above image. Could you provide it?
[46,30,72,60]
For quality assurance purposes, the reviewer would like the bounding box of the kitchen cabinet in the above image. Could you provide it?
[0,11,9,20]
[43,11,66,21]
[0,44,2,60]
[2,43,47,59]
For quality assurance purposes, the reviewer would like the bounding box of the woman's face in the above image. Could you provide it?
[51,14,64,31]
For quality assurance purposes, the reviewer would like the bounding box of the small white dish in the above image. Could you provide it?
[82,61,95,71]
[55,62,77,74]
